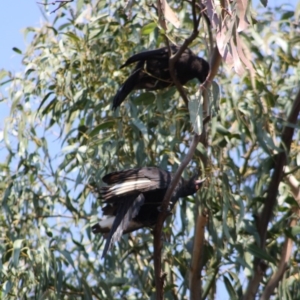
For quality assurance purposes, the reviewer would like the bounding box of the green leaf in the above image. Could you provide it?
[246,244,276,264]
[281,11,294,20]
[210,81,220,115]
[89,121,115,137]
[12,47,22,54]
[61,144,78,153]
[13,239,23,268]
[141,22,157,35]
[60,250,75,269]
[131,118,148,138]
[196,142,206,156]
[46,231,53,237]
[188,94,203,135]
[260,0,267,7]
[77,0,84,11]
[64,31,81,42]
[132,92,155,106]
[223,275,238,300]
[0,69,8,81]
[216,124,230,135]
[285,226,300,239]
[37,92,55,112]
[2,281,12,296]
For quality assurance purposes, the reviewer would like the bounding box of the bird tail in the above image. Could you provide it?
[112,67,141,110]
[100,194,145,258]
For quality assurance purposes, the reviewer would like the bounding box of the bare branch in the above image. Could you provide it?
[153,133,202,300]
[152,0,207,297]
[258,90,300,247]
[188,45,221,300]
[153,44,221,300]
[261,170,300,299]
[244,88,300,299]
[189,209,208,299]
[261,218,296,300]
[153,0,223,296]
[156,0,167,30]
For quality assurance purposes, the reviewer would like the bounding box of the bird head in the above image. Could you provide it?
[179,176,206,198]
[196,58,210,83]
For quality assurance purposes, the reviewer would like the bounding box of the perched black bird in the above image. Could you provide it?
[112,46,210,110]
[92,167,205,257]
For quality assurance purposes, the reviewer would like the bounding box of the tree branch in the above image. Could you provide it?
[153,1,207,298]
[166,0,202,107]
[189,45,221,300]
[153,133,202,300]
[153,0,223,296]
[244,88,300,300]
[259,92,300,247]
[153,44,221,300]
[260,219,296,300]
[156,0,167,30]
[261,169,300,300]
[189,209,208,299]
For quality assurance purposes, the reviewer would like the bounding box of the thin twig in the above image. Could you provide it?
[184,0,212,52]
[167,0,202,107]
[37,0,73,14]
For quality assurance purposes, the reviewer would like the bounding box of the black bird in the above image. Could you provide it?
[92,167,205,257]
[112,46,210,110]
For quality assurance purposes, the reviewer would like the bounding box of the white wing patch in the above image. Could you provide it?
[98,216,142,233]
[108,179,152,195]
[99,216,115,229]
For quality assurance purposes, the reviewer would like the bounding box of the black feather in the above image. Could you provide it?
[112,46,209,110]
[101,194,145,258]
[92,167,205,257]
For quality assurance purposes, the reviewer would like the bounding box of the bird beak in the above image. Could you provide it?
[195,178,206,189]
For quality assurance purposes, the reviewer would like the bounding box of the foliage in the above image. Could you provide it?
[0,0,299,299]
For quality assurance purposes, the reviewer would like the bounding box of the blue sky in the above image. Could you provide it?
[0,1,43,72]
[0,1,47,137]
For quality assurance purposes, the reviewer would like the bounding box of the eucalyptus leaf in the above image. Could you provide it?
[188,93,203,135]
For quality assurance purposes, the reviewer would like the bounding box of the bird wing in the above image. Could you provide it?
[120,46,179,69]
[101,167,172,202]
[101,193,145,258]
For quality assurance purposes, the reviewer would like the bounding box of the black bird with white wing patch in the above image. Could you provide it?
[112,46,210,110]
[92,167,205,258]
